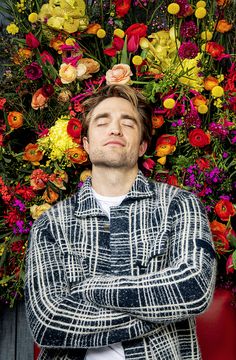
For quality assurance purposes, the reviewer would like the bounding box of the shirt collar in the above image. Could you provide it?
[74,170,154,218]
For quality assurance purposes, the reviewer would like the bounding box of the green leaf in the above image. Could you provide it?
[232,250,236,270]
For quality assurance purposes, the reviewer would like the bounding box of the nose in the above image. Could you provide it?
[109,121,123,136]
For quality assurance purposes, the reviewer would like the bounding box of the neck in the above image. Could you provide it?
[91,166,139,196]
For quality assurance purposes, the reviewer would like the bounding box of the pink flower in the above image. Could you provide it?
[0,98,6,110]
[142,158,155,171]
[226,254,234,274]
[106,64,132,85]
[25,32,40,49]
[24,62,43,80]
[178,41,199,59]
[40,50,55,65]
[127,35,139,52]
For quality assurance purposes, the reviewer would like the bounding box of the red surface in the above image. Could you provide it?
[34,288,236,360]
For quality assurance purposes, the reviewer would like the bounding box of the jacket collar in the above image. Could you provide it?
[74,170,154,218]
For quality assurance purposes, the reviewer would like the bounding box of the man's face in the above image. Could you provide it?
[83,97,147,170]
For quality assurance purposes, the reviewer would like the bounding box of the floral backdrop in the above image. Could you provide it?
[0,0,235,307]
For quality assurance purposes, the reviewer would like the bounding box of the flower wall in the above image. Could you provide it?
[0,0,236,307]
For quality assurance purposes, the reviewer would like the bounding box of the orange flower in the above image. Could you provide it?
[86,23,101,34]
[30,169,49,190]
[31,88,48,110]
[212,232,230,255]
[210,220,227,234]
[48,171,68,190]
[23,143,43,164]
[203,76,219,90]
[191,94,207,108]
[66,147,88,164]
[216,19,233,33]
[155,143,176,157]
[7,111,23,129]
[216,0,229,7]
[156,134,177,146]
[42,187,59,204]
[13,48,32,64]
[214,199,235,222]
[152,115,164,129]
[49,38,64,53]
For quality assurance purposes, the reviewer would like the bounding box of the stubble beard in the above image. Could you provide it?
[89,149,138,169]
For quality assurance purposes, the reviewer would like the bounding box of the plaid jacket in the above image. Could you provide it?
[25,171,216,360]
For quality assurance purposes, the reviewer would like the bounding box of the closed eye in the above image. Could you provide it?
[121,119,136,127]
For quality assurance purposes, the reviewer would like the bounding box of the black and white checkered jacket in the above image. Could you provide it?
[25,171,216,360]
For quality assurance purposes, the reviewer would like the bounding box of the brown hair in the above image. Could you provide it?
[81,85,153,144]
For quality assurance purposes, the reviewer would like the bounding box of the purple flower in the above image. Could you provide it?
[24,62,43,80]
[178,41,199,59]
[180,21,198,39]
[13,198,26,212]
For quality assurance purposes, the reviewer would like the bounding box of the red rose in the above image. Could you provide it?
[214,199,235,222]
[67,118,82,138]
[115,0,131,17]
[156,134,177,146]
[26,32,40,49]
[188,129,210,148]
[205,41,225,58]
[125,23,147,40]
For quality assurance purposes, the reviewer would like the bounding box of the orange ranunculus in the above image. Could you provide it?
[23,143,43,164]
[205,41,225,58]
[188,129,210,148]
[214,199,235,222]
[203,76,219,90]
[86,23,101,34]
[13,48,33,64]
[212,232,230,255]
[152,115,164,129]
[191,95,207,108]
[155,143,176,157]
[31,88,48,110]
[156,134,177,146]
[115,0,131,17]
[216,0,229,7]
[42,186,59,204]
[216,19,233,33]
[7,111,23,129]
[210,220,227,234]
[157,156,167,165]
[66,147,88,164]
[49,38,65,53]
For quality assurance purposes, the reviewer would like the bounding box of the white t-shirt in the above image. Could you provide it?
[85,189,126,360]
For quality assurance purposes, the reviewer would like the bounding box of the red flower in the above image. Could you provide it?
[196,158,211,170]
[167,174,179,186]
[125,23,147,40]
[214,199,235,222]
[115,0,131,17]
[25,32,40,49]
[142,158,155,171]
[67,118,82,138]
[0,98,6,110]
[188,129,210,148]
[205,42,225,58]
[226,254,234,274]
[156,134,177,146]
[113,36,125,51]
[104,47,117,57]
[40,50,55,65]
[127,35,139,52]
[212,231,230,254]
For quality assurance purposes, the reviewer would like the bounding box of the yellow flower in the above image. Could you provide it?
[211,86,224,97]
[97,29,106,38]
[197,104,208,114]
[132,55,143,66]
[0,243,5,256]
[59,63,77,84]
[65,38,76,46]
[200,30,213,41]
[167,3,180,15]
[177,55,204,91]
[30,204,51,220]
[157,156,167,165]
[196,1,206,8]
[6,23,19,35]
[28,12,38,23]
[195,7,207,19]
[114,29,125,38]
[214,98,223,108]
[163,98,176,109]
[80,169,92,182]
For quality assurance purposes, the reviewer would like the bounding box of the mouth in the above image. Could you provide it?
[104,141,125,147]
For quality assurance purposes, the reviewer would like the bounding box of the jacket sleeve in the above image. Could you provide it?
[73,191,217,323]
[24,215,156,349]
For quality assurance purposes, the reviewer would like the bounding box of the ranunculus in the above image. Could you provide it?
[30,169,49,190]
[25,32,40,48]
[23,143,43,164]
[30,203,51,220]
[212,231,230,254]
[31,88,48,110]
[216,19,232,33]
[106,64,132,85]
[203,75,219,90]
[214,199,235,222]
[210,220,227,234]
[59,63,77,84]
[7,111,23,129]
[115,0,131,17]
[191,94,207,108]
[125,23,147,40]
[155,143,176,157]
[188,129,210,147]
[67,118,82,139]
[49,171,68,190]
[205,41,225,58]
[66,147,88,164]
[40,50,55,65]
[152,115,164,129]
[42,187,59,204]
[24,62,43,80]
[156,134,177,146]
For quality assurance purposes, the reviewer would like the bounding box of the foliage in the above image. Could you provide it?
[0,0,236,307]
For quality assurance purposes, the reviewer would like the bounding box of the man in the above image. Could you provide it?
[25,85,216,360]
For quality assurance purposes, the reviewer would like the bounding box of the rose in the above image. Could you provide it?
[23,143,43,164]
[24,62,43,80]
[115,0,131,17]
[205,42,225,58]
[25,32,40,48]
[31,88,48,110]
[125,23,147,39]
[30,203,51,220]
[106,64,132,85]
[214,199,235,222]
[78,58,100,79]
[59,63,77,84]
[7,111,23,129]
[67,118,82,139]
[40,50,55,65]
[188,129,210,147]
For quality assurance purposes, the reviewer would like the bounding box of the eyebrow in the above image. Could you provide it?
[93,113,138,124]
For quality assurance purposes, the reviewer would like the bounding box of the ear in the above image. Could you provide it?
[83,136,89,154]
[139,140,148,157]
